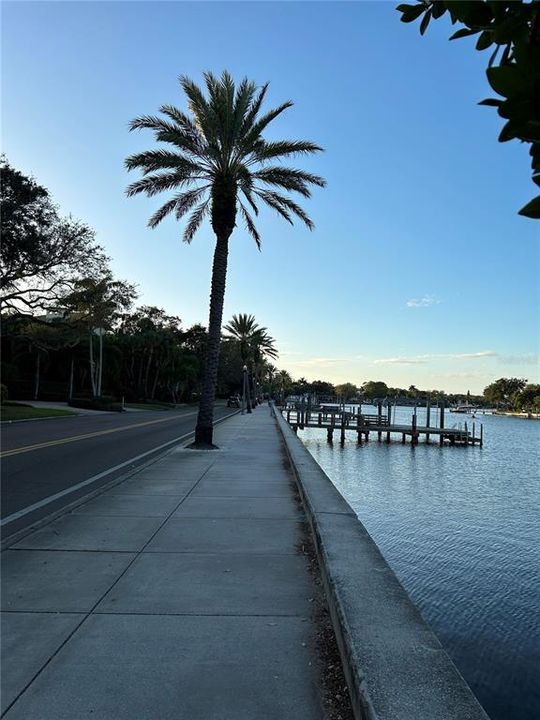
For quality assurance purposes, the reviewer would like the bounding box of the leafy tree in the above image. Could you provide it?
[61,275,136,397]
[516,382,540,410]
[408,384,418,399]
[20,318,80,400]
[291,377,310,396]
[397,1,540,218]
[0,157,108,314]
[216,337,244,396]
[117,306,184,399]
[361,380,389,399]
[126,71,325,446]
[309,379,335,397]
[334,382,358,399]
[483,376,528,406]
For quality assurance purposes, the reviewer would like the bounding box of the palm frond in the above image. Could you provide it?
[129,115,208,161]
[257,190,315,230]
[180,75,219,145]
[129,115,178,134]
[241,102,293,150]
[239,83,269,138]
[183,200,209,243]
[147,197,179,228]
[125,150,205,177]
[237,168,259,215]
[158,104,198,134]
[249,140,324,163]
[239,202,261,249]
[241,187,259,216]
[175,186,209,221]
[254,190,293,225]
[253,166,324,198]
[232,78,257,141]
[126,171,199,198]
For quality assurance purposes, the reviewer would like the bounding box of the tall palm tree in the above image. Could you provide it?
[126,71,325,447]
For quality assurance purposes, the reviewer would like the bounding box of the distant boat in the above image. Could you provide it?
[451,405,477,414]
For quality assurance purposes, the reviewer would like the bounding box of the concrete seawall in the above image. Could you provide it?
[273,406,490,720]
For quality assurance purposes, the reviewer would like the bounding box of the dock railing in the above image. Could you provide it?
[283,403,483,447]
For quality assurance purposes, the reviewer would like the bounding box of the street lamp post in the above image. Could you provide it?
[242,365,252,414]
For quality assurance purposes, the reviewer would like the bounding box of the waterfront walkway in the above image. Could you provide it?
[1,409,324,719]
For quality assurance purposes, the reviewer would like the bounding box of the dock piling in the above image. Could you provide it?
[282,404,483,450]
[411,412,418,446]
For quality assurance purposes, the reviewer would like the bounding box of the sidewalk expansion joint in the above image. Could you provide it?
[1,452,221,716]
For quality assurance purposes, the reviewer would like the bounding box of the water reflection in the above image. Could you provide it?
[301,411,540,720]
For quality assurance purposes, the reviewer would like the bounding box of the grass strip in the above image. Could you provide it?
[1,406,77,421]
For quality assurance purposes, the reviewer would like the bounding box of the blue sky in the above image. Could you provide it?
[2,0,538,393]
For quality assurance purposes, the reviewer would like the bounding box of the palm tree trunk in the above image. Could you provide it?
[192,234,229,447]
[151,362,160,400]
[97,331,104,397]
[68,355,74,400]
[34,351,41,400]
[89,332,97,397]
[137,353,144,396]
[144,347,153,397]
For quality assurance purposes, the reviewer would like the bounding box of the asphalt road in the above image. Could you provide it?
[1,404,236,541]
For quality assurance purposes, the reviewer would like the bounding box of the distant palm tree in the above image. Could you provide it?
[276,368,293,403]
[224,313,278,406]
[126,71,325,447]
[251,330,278,402]
[223,313,260,364]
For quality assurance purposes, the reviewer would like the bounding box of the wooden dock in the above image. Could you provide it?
[282,403,483,447]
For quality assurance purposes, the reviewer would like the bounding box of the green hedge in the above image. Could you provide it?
[68,397,124,412]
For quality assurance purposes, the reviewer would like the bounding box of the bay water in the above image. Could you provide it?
[299,408,539,720]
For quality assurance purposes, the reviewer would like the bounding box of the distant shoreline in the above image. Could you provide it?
[492,411,540,420]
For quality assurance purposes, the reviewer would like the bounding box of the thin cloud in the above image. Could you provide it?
[374,357,428,365]
[294,357,341,367]
[374,351,497,365]
[406,295,441,308]
[499,352,539,366]
[451,351,498,359]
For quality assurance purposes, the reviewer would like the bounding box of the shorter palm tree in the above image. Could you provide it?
[224,313,278,405]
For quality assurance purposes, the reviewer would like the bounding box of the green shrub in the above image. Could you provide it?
[69,396,124,412]
[0,384,8,404]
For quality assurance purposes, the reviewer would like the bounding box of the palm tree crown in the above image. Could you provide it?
[224,313,278,363]
[125,71,325,246]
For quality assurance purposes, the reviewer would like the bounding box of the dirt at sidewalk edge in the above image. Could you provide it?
[285,457,354,720]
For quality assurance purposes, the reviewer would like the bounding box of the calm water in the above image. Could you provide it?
[300,407,540,720]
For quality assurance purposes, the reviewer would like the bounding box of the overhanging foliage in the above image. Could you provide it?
[397,0,540,218]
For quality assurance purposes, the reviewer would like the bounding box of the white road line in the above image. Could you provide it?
[0,429,195,527]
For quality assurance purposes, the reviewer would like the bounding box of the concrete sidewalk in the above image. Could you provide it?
[1,409,324,719]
